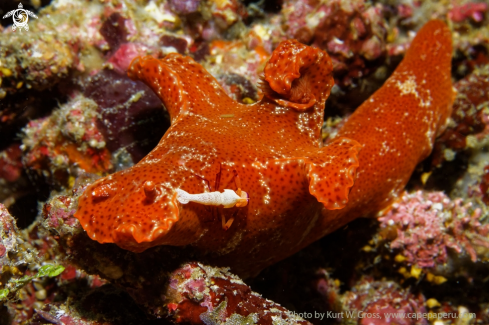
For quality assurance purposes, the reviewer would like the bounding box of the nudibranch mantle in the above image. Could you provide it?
[75,20,454,278]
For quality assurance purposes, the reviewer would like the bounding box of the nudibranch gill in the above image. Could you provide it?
[75,20,454,278]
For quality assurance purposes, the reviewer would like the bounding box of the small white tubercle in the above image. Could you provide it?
[176,189,246,208]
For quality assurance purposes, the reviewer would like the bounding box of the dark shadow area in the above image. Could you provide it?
[7,175,50,228]
[0,88,64,152]
[242,0,283,13]
[28,280,173,325]
[249,218,379,325]
[407,152,469,193]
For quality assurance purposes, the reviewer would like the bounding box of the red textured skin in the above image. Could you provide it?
[75,20,453,278]
[167,263,312,324]
[309,19,454,240]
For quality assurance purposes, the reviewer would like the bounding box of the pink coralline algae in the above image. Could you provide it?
[280,0,387,88]
[0,203,19,267]
[317,272,427,325]
[0,143,23,183]
[378,191,489,268]
[42,178,94,234]
[42,194,79,229]
[431,65,489,168]
[448,2,488,23]
[169,0,201,15]
[312,2,386,66]
[171,0,247,42]
[22,95,112,183]
[280,0,316,42]
[106,43,156,75]
[166,262,311,325]
[341,277,427,325]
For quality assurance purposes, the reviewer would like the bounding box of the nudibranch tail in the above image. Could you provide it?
[262,39,334,111]
[398,19,455,140]
[306,137,362,209]
[326,19,454,221]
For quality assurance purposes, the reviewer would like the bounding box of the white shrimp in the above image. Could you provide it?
[176,188,248,208]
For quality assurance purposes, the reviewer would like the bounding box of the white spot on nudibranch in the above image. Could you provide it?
[395,75,432,108]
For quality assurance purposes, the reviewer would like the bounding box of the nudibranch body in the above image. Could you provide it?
[75,20,454,278]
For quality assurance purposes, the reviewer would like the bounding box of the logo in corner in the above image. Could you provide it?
[2,3,38,32]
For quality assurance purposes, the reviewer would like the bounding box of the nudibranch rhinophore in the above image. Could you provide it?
[75,20,454,278]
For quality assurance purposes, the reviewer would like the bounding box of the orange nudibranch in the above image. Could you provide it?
[74,20,453,278]
[309,19,454,240]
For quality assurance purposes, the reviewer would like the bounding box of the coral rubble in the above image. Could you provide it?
[166,263,311,324]
[378,191,489,269]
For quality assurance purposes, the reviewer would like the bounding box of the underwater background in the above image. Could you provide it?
[0,0,489,324]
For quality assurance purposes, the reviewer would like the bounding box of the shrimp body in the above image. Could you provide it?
[176,189,248,208]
